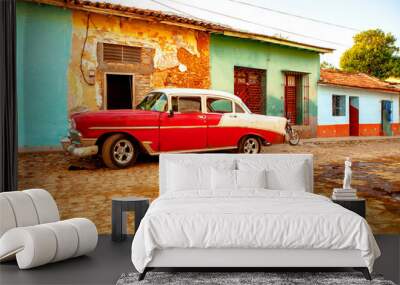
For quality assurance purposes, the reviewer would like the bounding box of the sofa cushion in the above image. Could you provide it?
[0,196,17,238]
[64,218,98,257]
[0,192,39,227]
[42,221,79,262]
[24,189,59,224]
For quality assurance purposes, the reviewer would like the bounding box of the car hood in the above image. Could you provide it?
[71,109,160,131]
[71,109,156,118]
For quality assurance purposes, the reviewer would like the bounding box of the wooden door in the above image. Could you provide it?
[381,100,393,136]
[284,74,297,123]
[234,67,265,114]
[349,97,359,136]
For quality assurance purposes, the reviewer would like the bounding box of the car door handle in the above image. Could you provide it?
[229,114,237,118]
[198,115,206,119]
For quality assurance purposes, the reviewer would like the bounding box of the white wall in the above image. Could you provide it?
[318,85,400,125]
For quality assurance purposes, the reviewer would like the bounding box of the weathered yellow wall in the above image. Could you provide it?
[68,11,210,113]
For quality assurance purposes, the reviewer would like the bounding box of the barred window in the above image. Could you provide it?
[332,95,346,116]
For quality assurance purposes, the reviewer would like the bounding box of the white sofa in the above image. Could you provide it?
[0,189,98,269]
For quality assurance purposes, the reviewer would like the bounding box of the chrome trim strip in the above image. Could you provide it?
[207,125,230,128]
[89,126,208,130]
[160,125,207,129]
[141,141,237,156]
[89,126,158,130]
[62,137,96,148]
[207,125,286,135]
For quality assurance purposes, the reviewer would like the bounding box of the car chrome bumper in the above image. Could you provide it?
[61,138,98,157]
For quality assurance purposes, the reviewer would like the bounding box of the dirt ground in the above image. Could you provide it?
[18,139,400,234]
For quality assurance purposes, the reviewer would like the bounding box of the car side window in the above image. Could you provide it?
[172,96,202,113]
[235,103,246,113]
[207,97,233,113]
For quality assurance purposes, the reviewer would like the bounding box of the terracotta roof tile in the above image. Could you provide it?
[31,0,334,53]
[70,0,230,30]
[319,69,400,94]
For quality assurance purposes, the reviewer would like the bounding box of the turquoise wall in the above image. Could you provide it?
[17,1,72,148]
[210,34,320,125]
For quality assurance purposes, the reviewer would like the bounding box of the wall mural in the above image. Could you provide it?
[16,1,400,236]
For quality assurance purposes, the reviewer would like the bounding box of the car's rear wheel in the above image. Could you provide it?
[239,136,261,154]
[101,134,138,169]
[287,130,300,145]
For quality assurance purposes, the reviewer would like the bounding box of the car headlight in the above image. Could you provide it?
[68,119,76,130]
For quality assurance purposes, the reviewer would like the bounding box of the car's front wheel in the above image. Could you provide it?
[238,136,261,154]
[101,134,138,169]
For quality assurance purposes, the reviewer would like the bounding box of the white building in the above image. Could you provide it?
[318,69,400,137]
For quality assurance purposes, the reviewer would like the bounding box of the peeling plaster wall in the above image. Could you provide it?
[68,11,210,113]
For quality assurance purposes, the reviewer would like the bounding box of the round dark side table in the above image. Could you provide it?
[111,197,150,242]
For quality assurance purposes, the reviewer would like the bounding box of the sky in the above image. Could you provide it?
[95,0,400,66]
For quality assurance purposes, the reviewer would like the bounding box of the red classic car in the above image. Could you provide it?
[61,88,296,169]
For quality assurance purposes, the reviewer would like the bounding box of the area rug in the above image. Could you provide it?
[116,271,395,285]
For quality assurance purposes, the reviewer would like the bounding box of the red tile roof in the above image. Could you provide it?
[319,69,400,94]
[31,0,333,53]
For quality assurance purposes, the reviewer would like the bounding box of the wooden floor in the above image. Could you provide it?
[0,235,399,285]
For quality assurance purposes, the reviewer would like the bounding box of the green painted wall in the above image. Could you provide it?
[210,34,320,127]
[17,1,72,147]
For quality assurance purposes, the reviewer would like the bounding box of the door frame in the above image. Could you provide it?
[103,72,135,110]
[349,96,359,136]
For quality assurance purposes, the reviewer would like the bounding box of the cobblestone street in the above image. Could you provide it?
[18,139,400,234]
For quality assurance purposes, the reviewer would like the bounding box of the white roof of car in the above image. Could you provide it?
[151,88,239,101]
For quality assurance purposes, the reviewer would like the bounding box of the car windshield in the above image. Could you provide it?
[136,92,168,112]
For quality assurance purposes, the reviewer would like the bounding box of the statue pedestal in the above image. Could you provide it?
[334,188,356,192]
[332,188,358,200]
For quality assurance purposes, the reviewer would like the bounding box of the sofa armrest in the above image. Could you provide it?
[0,218,98,269]
[0,226,57,268]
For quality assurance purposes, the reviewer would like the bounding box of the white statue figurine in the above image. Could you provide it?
[343,157,352,190]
